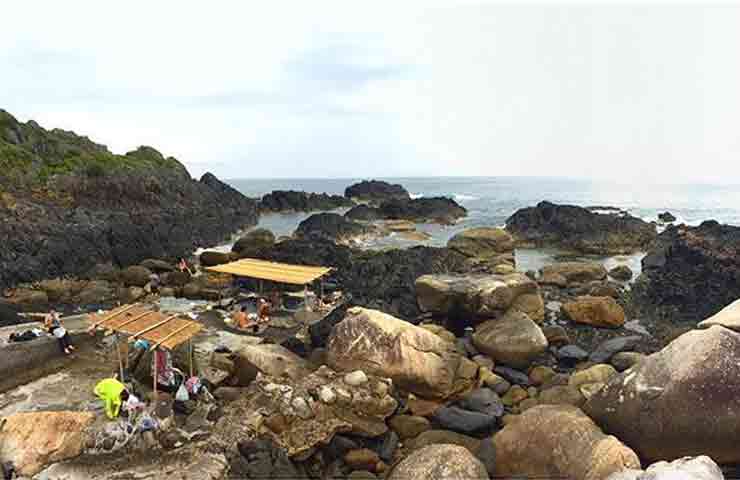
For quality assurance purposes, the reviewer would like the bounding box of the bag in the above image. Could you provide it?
[175,383,190,402]
[52,327,67,339]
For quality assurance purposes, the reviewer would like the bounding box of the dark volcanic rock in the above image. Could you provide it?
[345,204,382,221]
[432,406,497,435]
[344,180,410,203]
[0,301,22,327]
[345,197,467,224]
[294,213,371,244]
[260,190,354,213]
[633,221,740,321]
[231,438,307,479]
[506,201,656,254]
[232,228,276,256]
[254,239,468,319]
[658,211,677,223]
[0,111,258,290]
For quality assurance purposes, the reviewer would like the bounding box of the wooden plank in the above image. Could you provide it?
[148,323,194,352]
[159,324,203,350]
[131,314,179,339]
[110,310,155,331]
[91,304,140,328]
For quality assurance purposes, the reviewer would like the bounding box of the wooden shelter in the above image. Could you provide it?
[88,303,203,397]
[205,258,332,285]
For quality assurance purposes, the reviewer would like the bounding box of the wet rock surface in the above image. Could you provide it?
[506,200,656,254]
[260,190,354,213]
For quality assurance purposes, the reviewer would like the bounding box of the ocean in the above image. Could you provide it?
[222,176,740,276]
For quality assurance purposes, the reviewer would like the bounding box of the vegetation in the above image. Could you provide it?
[0,109,188,184]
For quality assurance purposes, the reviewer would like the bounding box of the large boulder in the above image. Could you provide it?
[235,344,311,381]
[120,265,153,287]
[294,213,371,244]
[344,204,382,221]
[541,262,607,284]
[344,180,410,203]
[562,296,626,328]
[493,405,640,480]
[232,228,276,256]
[447,227,515,258]
[199,250,237,267]
[215,366,397,458]
[472,311,548,368]
[0,411,95,476]
[633,221,740,321]
[326,307,479,400]
[697,297,740,331]
[376,197,467,224]
[415,273,538,320]
[584,325,740,463]
[387,444,489,480]
[607,456,724,480]
[506,201,656,254]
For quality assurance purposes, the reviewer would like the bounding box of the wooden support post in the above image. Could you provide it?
[189,339,194,378]
[304,284,309,311]
[152,348,158,401]
[116,334,124,382]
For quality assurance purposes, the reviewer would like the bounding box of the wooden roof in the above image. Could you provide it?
[205,258,332,285]
[89,304,202,350]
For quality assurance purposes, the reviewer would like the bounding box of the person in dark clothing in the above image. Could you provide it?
[44,309,75,354]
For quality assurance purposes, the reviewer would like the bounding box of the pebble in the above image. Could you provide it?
[589,335,643,363]
[494,366,530,386]
[432,406,497,435]
[457,388,504,418]
[502,385,528,406]
[344,370,369,386]
[319,386,336,404]
[557,344,590,363]
[291,397,314,419]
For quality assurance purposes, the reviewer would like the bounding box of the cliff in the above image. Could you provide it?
[0,109,258,289]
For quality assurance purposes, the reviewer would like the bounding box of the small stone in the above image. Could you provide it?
[319,386,336,404]
[344,370,369,386]
[519,398,539,412]
[494,366,530,386]
[389,415,431,440]
[528,366,555,386]
[611,351,646,372]
[432,406,497,435]
[526,386,538,398]
[557,344,590,363]
[345,448,381,472]
[472,354,495,370]
[291,397,314,420]
[502,385,528,406]
[569,364,617,388]
[479,368,511,395]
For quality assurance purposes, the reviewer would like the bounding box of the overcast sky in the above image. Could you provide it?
[2,2,739,182]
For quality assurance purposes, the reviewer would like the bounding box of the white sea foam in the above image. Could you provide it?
[409,193,424,199]
[453,193,478,202]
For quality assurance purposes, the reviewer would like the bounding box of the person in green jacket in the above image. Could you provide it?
[94,378,130,419]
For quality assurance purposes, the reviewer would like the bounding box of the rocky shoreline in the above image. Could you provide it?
[2,116,740,479]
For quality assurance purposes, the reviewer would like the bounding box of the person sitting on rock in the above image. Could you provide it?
[178,258,193,276]
[94,378,130,419]
[258,299,271,326]
[44,309,75,355]
[233,306,248,330]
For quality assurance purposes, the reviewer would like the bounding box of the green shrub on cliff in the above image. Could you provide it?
[0,109,189,184]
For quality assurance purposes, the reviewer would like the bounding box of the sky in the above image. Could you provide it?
[1,1,739,182]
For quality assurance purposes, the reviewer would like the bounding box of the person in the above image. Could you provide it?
[258,298,271,325]
[178,258,193,276]
[93,378,130,419]
[233,306,248,330]
[44,309,75,355]
[148,272,160,294]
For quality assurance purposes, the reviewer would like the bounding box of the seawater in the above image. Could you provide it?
[218,176,740,276]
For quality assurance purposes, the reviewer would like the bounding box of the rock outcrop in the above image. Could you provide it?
[493,405,640,480]
[0,110,259,290]
[584,325,740,463]
[447,227,515,258]
[215,366,397,458]
[415,273,538,320]
[345,197,467,224]
[235,344,312,381]
[634,221,740,321]
[260,190,354,213]
[472,311,548,368]
[387,444,489,480]
[562,296,626,328]
[506,201,656,254]
[232,228,276,256]
[344,180,410,203]
[254,239,468,319]
[0,411,95,476]
[326,307,479,400]
[541,262,608,284]
[294,213,372,244]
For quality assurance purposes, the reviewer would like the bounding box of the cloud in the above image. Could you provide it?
[1,2,739,182]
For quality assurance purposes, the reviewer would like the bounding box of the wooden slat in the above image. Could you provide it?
[148,323,196,352]
[111,310,155,330]
[91,303,140,328]
[131,314,179,339]
[159,324,203,350]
